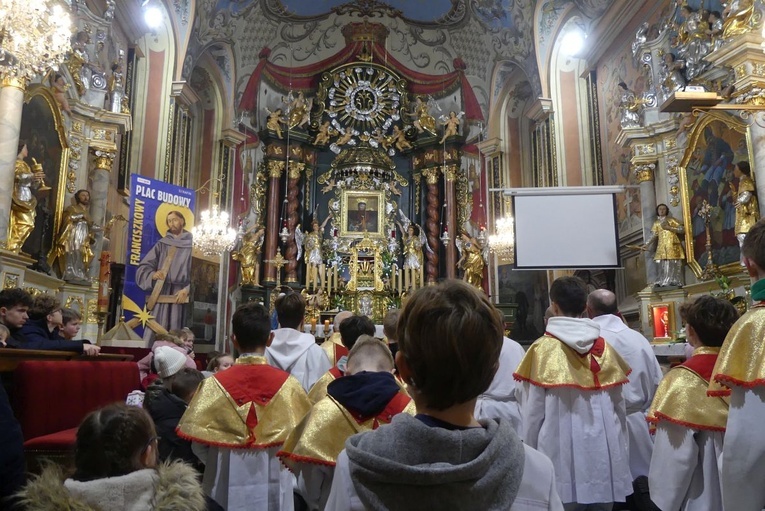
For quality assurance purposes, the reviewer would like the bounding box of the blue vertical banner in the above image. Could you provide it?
[123,175,195,345]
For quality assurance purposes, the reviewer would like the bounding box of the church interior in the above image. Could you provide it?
[2,0,765,509]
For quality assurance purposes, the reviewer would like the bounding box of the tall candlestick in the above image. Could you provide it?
[98,251,111,313]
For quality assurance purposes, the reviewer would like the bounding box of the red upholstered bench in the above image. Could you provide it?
[12,360,140,471]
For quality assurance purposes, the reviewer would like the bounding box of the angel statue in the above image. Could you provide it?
[456,232,488,290]
[314,121,336,146]
[266,108,285,138]
[409,96,437,136]
[396,209,432,290]
[285,91,313,130]
[295,209,331,291]
[439,111,464,143]
[231,224,265,287]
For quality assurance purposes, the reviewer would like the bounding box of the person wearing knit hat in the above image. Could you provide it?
[154,346,187,379]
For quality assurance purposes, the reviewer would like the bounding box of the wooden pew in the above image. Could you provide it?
[0,348,133,372]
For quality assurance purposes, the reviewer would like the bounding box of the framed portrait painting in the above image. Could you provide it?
[340,190,385,238]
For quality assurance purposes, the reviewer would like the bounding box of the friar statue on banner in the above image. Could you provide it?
[135,210,193,345]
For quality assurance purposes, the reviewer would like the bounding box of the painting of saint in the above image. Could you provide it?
[346,196,380,234]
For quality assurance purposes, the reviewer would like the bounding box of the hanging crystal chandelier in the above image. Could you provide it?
[488,216,515,261]
[0,0,72,82]
[191,204,237,257]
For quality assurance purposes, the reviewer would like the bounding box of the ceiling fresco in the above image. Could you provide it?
[185,0,617,119]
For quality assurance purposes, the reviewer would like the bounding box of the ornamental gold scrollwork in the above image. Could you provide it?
[666,156,680,207]
[442,164,458,182]
[3,274,19,290]
[423,167,440,185]
[633,162,656,183]
[288,161,305,179]
[268,160,285,178]
[87,299,98,324]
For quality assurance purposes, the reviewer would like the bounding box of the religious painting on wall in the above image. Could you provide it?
[19,86,69,267]
[122,175,195,346]
[340,190,385,238]
[679,111,752,276]
[496,265,549,341]
[190,254,219,343]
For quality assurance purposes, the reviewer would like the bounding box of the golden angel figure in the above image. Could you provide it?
[457,232,487,290]
[733,161,759,260]
[266,108,285,138]
[439,111,463,143]
[410,96,437,136]
[397,209,432,290]
[231,225,266,287]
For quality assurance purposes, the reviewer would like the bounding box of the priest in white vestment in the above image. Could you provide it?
[587,290,662,480]
[515,277,632,510]
[475,336,525,433]
[266,292,331,391]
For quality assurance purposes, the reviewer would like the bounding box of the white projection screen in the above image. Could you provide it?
[512,189,621,269]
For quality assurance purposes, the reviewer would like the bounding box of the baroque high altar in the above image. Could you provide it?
[235,22,484,322]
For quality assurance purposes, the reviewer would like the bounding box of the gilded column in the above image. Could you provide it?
[0,76,27,249]
[423,167,440,285]
[263,160,284,282]
[443,163,457,278]
[285,160,303,283]
[634,162,658,285]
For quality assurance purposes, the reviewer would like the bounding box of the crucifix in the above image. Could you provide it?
[266,251,287,313]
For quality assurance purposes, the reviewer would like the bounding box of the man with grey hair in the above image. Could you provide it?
[587,289,662,483]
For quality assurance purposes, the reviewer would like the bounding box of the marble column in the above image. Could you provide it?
[635,162,658,285]
[0,77,26,249]
[263,160,284,282]
[88,149,115,278]
[443,164,457,279]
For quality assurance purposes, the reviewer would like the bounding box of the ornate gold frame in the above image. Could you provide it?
[340,190,385,238]
[649,301,676,342]
[23,84,70,257]
[678,110,753,278]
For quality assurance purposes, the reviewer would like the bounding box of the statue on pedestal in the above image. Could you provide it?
[49,189,97,284]
[295,213,331,291]
[231,225,265,287]
[733,161,759,262]
[618,82,645,129]
[397,209,430,290]
[457,232,487,290]
[409,96,437,136]
[8,142,48,253]
[642,204,685,287]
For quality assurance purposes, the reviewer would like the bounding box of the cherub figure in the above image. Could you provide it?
[321,178,337,194]
[335,129,355,146]
[390,125,412,152]
[266,108,285,138]
[50,73,72,114]
[314,121,335,145]
[439,111,463,143]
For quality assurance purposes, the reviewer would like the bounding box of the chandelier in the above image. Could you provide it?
[488,215,515,261]
[0,0,72,82]
[191,204,237,257]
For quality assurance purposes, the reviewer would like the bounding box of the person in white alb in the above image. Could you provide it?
[587,289,662,482]
[267,292,331,392]
[647,295,737,511]
[475,336,525,433]
[515,276,632,511]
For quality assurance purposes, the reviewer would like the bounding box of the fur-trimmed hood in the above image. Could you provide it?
[17,460,207,511]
